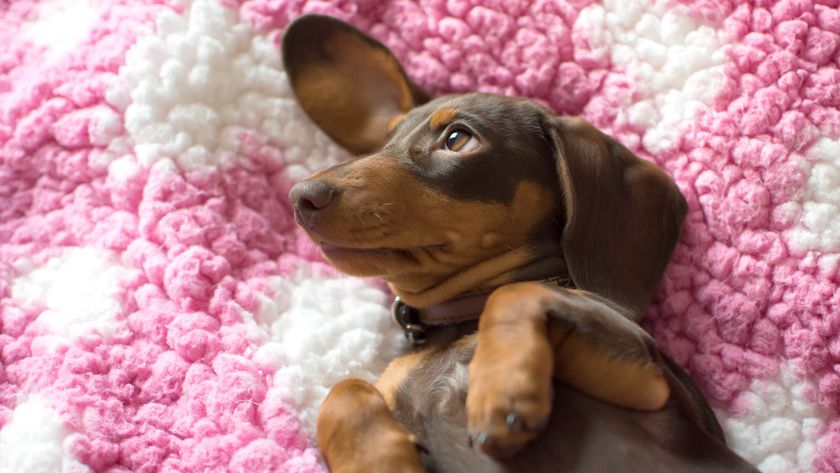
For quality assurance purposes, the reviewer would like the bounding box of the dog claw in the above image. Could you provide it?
[506,412,521,431]
[412,440,429,455]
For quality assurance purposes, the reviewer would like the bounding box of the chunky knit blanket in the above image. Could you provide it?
[1,0,839,471]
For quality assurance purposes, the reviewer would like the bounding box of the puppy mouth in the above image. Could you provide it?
[319,242,448,259]
[295,213,449,258]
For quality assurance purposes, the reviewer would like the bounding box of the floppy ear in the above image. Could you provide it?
[282,15,429,155]
[547,117,688,316]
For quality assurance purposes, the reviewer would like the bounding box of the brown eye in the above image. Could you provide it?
[444,130,479,152]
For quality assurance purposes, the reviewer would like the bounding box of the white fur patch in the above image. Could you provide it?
[574,0,727,153]
[0,397,88,473]
[11,248,124,341]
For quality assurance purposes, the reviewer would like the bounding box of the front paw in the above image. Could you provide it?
[466,338,553,458]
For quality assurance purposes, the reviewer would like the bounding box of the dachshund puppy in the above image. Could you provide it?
[283,15,758,473]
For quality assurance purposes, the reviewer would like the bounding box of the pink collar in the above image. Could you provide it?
[392,274,571,346]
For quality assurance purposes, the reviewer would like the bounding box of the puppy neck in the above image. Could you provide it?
[388,243,567,308]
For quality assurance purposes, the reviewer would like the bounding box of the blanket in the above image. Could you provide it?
[1,0,838,471]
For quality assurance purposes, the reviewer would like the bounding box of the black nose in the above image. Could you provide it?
[289,180,336,229]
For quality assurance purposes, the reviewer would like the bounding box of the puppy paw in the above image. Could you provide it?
[466,339,553,458]
[318,379,427,473]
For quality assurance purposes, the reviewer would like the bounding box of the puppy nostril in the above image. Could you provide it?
[298,197,318,211]
[290,180,336,212]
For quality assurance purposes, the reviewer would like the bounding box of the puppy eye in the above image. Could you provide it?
[444,130,479,152]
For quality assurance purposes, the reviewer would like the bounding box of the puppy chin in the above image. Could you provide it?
[321,250,400,278]
[326,259,384,277]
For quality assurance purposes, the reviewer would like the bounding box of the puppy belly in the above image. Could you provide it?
[390,347,505,473]
[390,342,744,473]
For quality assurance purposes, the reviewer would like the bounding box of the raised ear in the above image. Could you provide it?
[282,15,429,155]
[547,117,688,316]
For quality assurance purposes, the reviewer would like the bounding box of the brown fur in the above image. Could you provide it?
[317,379,426,473]
[283,14,758,473]
[429,107,459,130]
[293,147,555,304]
[283,15,428,154]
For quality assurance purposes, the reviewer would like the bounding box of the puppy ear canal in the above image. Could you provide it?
[282,15,429,155]
[547,117,688,316]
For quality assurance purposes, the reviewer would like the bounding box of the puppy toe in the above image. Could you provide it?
[466,375,552,458]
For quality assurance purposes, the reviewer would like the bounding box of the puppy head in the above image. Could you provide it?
[283,15,686,312]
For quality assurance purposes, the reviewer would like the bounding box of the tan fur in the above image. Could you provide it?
[429,107,458,129]
[280,15,752,473]
[552,333,670,411]
[302,152,556,305]
[466,283,670,455]
[285,19,416,154]
[376,349,434,408]
[317,379,425,473]
[467,284,555,457]
[387,114,407,133]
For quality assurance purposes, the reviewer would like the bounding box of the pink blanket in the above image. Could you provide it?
[1,0,838,471]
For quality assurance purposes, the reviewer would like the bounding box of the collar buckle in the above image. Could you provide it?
[391,298,428,346]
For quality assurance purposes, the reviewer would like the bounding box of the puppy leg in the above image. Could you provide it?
[317,379,426,473]
[466,282,669,458]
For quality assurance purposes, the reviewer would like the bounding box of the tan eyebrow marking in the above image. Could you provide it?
[429,107,458,129]
[387,114,406,133]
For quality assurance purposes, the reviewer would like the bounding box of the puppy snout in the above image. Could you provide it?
[289,180,336,230]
